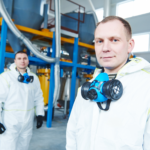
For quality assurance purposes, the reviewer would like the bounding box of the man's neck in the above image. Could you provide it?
[16,67,26,74]
[104,68,118,74]
[104,58,129,74]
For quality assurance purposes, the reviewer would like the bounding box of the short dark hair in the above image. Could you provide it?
[15,51,28,59]
[95,16,132,40]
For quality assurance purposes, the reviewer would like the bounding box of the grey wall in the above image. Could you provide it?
[126,13,150,34]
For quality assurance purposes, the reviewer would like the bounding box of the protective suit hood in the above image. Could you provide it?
[9,63,30,75]
[93,57,150,79]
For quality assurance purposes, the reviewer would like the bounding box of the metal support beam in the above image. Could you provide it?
[47,47,51,57]
[9,0,14,17]
[47,32,55,128]
[0,19,7,73]
[43,4,48,29]
[88,56,91,65]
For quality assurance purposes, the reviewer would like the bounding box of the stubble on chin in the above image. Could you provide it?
[18,66,26,70]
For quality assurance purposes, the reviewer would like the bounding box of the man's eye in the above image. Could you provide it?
[113,39,118,42]
[98,40,102,43]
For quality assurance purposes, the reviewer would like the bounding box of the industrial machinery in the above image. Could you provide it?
[0,0,96,127]
[1,0,44,52]
[37,68,50,105]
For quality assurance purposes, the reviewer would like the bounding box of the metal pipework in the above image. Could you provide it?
[0,0,55,63]
[104,0,111,18]
[88,0,99,24]
[53,0,61,105]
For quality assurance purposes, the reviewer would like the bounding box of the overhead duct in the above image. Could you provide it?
[104,0,111,18]
[88,0,99,24]
[53,0,61,105]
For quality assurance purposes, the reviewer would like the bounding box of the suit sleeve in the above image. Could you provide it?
[34,75,44,116]
[66,88,83,150]
[143,110,150,150]
[0,74,10,122]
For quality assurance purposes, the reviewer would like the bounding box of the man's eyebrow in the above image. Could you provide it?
[109,36,121,39]
[94,36,121,40]
[93,37,103,43]
[94,37,103,40]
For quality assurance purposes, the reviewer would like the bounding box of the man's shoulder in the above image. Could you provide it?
[140,69,150,76]
[136,68,150,81]
[0,70,13,87]
[0,70,12,78]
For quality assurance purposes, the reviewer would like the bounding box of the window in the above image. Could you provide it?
[95,8,104,22]
[117,0,150,18]
[132,33,149,52]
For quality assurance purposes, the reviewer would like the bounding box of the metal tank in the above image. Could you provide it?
[57,72,80,110]
[37,68,50,105]
[1,0,44,52]
[61,13,96,64]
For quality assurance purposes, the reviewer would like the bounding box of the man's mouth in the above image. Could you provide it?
[101,56,114,59]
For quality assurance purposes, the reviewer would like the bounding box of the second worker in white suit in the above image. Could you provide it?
[0,51,44,150]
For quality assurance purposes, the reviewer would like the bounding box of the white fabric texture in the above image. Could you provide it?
[0,63,44,150]
[0,103,2,123]
[66,57,150,150]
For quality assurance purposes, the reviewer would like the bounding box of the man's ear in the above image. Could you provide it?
[128,38,135,54]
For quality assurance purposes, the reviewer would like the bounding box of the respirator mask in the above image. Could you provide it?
[18,72,34,84]
[81,73,123,110]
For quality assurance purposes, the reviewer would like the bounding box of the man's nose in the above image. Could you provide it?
[102,40,110,52]
[21,59,24,62]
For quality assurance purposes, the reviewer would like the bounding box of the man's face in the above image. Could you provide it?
[94,20,134,73]
[14,53,29,70]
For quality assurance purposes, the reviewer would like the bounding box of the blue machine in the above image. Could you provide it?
[1,0,44,52]
[61,13,96,63]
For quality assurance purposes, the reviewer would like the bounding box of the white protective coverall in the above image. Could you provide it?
[0,63,44,150]
[66,57,150,150]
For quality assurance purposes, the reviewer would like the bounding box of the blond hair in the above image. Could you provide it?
[95,16,132,40]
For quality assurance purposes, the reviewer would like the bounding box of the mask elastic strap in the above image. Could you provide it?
[97,99,111,111]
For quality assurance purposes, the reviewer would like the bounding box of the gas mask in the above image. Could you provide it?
[18,72,34,84]
[81,73,123,110]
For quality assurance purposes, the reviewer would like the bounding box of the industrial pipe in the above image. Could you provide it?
[88,0,99,24]
[53,0,61,105]
[104,0,111,18]
[0,0,55,63]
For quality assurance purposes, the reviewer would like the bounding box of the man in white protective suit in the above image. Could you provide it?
[66,16,150,150]
[0,51,44,150]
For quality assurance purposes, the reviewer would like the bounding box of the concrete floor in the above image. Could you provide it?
[29,109,68,150]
